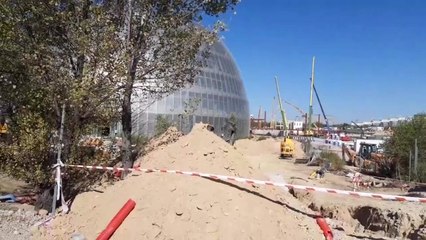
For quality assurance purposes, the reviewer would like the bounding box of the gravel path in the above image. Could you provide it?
[0,204,47,240]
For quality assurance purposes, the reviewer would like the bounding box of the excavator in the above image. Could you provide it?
[275,76,295,158]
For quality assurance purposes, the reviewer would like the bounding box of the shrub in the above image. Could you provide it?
[0,112,52,187]
[320,151,345,171]
[155,115,172,137]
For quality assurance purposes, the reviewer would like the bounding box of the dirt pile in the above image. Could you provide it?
[143,126,183,154]
[35,124,324,239]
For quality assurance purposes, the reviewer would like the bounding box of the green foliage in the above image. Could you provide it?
[178,98,201,132]
[131,134,149,154]
[257,136,267,141]
[155,115,172,137]
[320,151,345,171]
[0,0,239,189]
[0,112,51,186]
[384,114,426,182]
[0,0,124,189]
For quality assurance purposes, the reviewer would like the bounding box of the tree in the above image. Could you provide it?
[113,0,239,170]
[178,98,201,132]
[0,0,124,152]
[383,114,426,181]
[0,0,125,207]
[0,0,240,205]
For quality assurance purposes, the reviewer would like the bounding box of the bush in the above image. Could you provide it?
[0,112,52,187]
[383,114,426,182]
[0,111,117,211]
[257,136,267,141]
[320,151,345,171]
[155,115,172,137]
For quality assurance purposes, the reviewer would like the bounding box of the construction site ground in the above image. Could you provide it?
[24,125,426,239]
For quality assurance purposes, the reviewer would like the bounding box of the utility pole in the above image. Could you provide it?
[264,111,267,129]
[414,138,418,176]
[257,106,262,129]
[271,97,276,129]
[307,56,315,133]
[409,149,412,182]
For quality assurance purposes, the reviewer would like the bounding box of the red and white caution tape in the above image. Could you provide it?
[65,164,426,203]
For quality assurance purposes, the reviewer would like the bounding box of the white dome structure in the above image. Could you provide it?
[126,41,249,138]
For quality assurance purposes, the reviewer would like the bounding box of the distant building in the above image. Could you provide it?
[353,117,410,128]
[289,121,304,130]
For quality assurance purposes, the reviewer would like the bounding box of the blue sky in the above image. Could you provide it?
[209,0,426,123]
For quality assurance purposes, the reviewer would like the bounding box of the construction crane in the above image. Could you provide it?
[274,76,288,132]
[306,56,331,135]
[351,121,365,138]
[307,56,315,136]
[313,84,331,133]
[274,76,294,158]
[284,100,305,117]
[284,99,318,133]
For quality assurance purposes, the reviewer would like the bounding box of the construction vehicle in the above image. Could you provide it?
[343,141,385,171]
[275,76,294,158]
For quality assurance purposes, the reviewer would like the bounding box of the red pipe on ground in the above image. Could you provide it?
[96,199,136,240]
[316,217,333,240]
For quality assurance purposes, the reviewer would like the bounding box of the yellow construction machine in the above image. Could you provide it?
[280,137,295,158]
[275,76,294,158]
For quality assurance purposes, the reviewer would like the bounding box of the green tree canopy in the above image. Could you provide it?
[383,114,426,182]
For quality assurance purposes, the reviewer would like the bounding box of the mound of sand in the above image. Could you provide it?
[36,124,323,239]
[143,126,184,154]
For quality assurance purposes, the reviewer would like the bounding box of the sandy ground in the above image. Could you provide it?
[35,126,323,240]
[236,137,426,239]
[32,128,425,239]
[0,175,27,195]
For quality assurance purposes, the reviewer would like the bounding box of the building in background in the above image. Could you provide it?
[352,117,411,128]
[289,120,304,130]
[113,41,250,139]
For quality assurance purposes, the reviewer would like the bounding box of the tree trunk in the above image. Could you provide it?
[121,80,133,173]
[121,56,138,175]
[34,186,54,212]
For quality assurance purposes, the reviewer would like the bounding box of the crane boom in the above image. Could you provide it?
[274,76,288,131]
[307,56,315,132]
[284,100,305,116]
[284,99,319,130]
[313,84,331,132]
[351,121,365,138]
